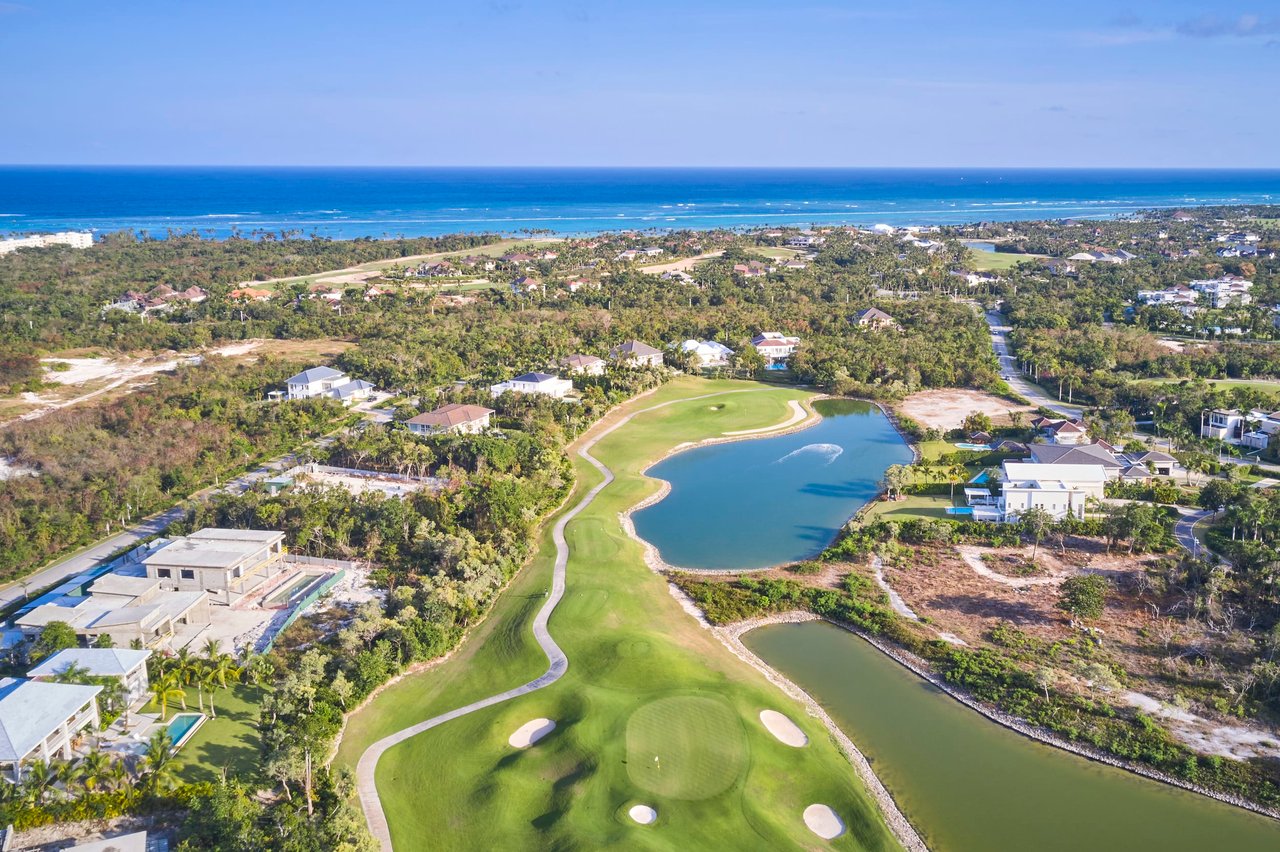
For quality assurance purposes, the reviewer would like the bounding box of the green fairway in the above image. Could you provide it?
[1136,377,1280,393]
[174,684,265,784]
[336,377,902,851]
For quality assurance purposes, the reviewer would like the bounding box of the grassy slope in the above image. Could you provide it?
[966,249,1042,271]
[336,377,901,851]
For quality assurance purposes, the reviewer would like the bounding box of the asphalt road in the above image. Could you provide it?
[984,310,1084,419]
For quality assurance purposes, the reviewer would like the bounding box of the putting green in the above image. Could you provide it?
[626,695,747,800]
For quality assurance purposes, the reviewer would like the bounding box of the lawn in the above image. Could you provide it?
[1136,377,1280,393]
[858,493,955,523]
[335,377,902,851]
[966,248,1042,271]
[753,246,805,260]
[172,683,265,785]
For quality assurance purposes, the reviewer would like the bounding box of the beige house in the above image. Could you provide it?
[563,354,606,376]
[405,403,494,436]
[610,340,664,368]
[143,528,286,606]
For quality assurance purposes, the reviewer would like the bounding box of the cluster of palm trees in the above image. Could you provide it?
[881,460,972,502]
[148,639,256,721]
[1,728,176,811]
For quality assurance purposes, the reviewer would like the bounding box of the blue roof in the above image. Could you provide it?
[287,366,345,384]
[513,372,557,382]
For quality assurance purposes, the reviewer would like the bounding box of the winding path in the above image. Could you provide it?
[354,388,776,849]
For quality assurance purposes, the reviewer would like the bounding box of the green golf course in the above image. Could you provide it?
[335,377,904,851]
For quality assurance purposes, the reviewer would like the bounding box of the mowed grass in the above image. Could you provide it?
[966,248,1042,271]
[1136,377,1280,393]
[858,493,954,524]
[173,684,265,784]
[337,377,901,851]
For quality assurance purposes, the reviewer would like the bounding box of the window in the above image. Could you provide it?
[180,569,195,580]
[157,569,172,578]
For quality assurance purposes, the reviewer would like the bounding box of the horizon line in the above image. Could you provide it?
[2,163,1280,171]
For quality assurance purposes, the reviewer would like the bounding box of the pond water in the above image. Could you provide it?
[744,621,1280,852]
[632,399,913,570]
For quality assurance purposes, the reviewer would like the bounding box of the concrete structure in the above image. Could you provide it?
[67,832,152,852]
[0,231,93,255]
[0,678,101,780]
[16,573,209,649]
[143,528,286,606]
[405,403,494,435]
[28,648,152,707]
[610,340,664,368]
[562,353,606,376]
[490,372,574,399]
[284,366,374,405]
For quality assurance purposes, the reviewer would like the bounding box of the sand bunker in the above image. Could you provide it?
[628,804,657,825]
[759,710,808,747]
[803,804,845,839]
[508,718,556,748]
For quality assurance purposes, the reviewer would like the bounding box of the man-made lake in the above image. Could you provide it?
[745,621,1280,852]
[632,399,913,570]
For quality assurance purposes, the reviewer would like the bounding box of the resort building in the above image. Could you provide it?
[405,403,494,436]
[610,340,664,368]
[678,339,734,367]
[284,366,374,405]
[1190,275,1253,308]
[751,332,801,364]
[143,528,287,606]
[28,648,152,707]
[490,372,574,399]
[0,231,94,255]
[0,678,101,780]
[562,353,606,376]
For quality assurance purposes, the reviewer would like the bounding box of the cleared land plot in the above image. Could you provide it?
[337,378,900,851]
[897,389,1033,432]
[967,249,1043,271]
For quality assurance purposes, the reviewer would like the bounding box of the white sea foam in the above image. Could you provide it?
[776,443,843,465]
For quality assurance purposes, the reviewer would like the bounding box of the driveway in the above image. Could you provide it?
[984,311,1083,419]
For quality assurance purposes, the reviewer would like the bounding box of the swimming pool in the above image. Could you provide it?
[954,442,992,451]
[264,571,328,608]
[969,471,991,484]
[946,507,974,516]
[166,712,206,751]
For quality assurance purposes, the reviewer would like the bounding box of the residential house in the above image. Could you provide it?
[563,354,606,376]
[1217,242,1259,259]
[1190,275,1253,308]
[1068,249,1135,263]
[1041,258,1076,276]
[564,277,598,292]
[615,249,642,262]
[0,678,101,780]
[610,340,664,368]
[28,648,152,707]
[1131,450,1178,477]
[500,252,536,265]
[459,255,497,271]
[733,261,769,278]
[751,332,801,365]
[853,307,900,330]
[660,270,695,283]
[1028,442,1125,477]
[781,259,808,271]
[490,372,574,399]
[679,339,734,367]
[1136,284,1199,312]
[785,235,826,248]
[510,276,542,294]
[405,403,494,436]
[284,366,374,405]
[228,287,273,302]
[143,528,287,606]
[1201,408,1243,442]
[969,462,1107,523]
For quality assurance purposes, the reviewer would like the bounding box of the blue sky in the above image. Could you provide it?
[1,0,1276,167]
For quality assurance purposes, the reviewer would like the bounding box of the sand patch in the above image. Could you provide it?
[508,718,556,748]
[897,389,1033,432]
[1122,692,1280,761]
[759,710,808,747]
[803,804,845,839]
[628,804,657,825]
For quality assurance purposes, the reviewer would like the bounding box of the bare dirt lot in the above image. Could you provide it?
[896,389,1035,432]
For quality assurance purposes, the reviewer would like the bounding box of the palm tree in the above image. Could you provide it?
[148,674,186,722]
[140,730,177,795]
[77,750,111,794]
[103,758,131,793]
[54,758,83,798]
[205,655,241,719]
[22,758,57,804]
[201,638,223,660]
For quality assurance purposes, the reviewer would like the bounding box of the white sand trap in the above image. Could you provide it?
[628,804,657,825]
[759,710,808,747]
[508,718,556,748]
[803,804,845,840]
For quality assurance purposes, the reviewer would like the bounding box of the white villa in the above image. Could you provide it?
[1190,275,1253,308]
[1201,407,1280,450]
[490,372,574,398]
[610,340,664,368]
[751,332,800,364]
[28,648,152,707]
[284,366,375,404]
[0,677,101,780]
[966,461,1107,523]
[405,403,494,435]
[678,339,734,367]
